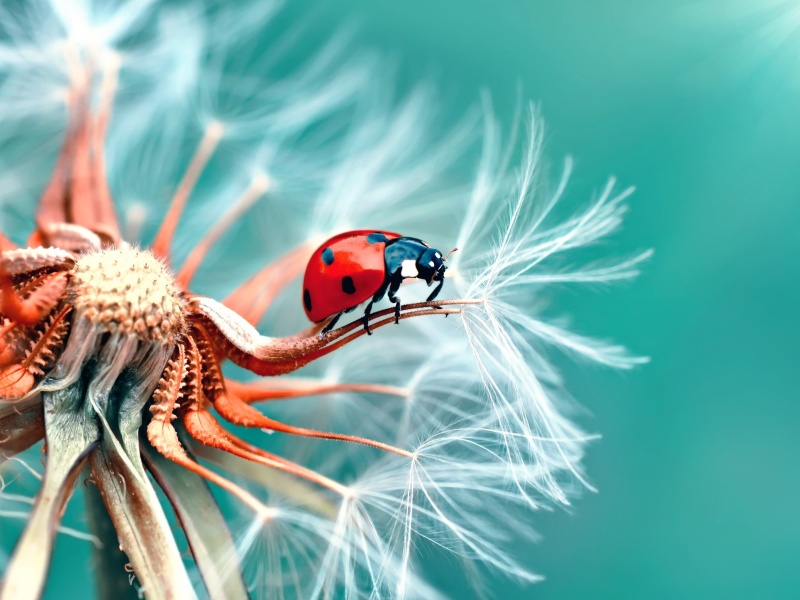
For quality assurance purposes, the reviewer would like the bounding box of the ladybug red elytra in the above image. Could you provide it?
[302,230,455,335]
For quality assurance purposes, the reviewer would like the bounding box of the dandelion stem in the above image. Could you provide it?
[142,444,250,600]
[322,298,483,341]
[73,53,122,244]
[83,467,141,600]
[151,121,224,261]
[176,174,271,289]
[318,308,463,357]
[225,378,410,403]
[222,242,316,325]
[0,383,99,600]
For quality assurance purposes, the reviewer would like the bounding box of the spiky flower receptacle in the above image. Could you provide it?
[0,2,649,599]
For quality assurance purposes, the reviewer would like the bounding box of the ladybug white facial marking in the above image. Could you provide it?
[400,259,418,278]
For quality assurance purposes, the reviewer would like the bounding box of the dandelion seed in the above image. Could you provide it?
[0,2,647,599]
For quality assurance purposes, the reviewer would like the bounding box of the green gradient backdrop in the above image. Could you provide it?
[282,1,799,598]
[9,1,800,598]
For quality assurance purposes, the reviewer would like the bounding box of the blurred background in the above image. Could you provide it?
[5,1,799,598]
[272,0,798,598]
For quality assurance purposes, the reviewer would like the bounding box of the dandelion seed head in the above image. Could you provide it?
[69,247,185,342]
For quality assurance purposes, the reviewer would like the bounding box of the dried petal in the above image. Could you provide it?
[0,364,35,399]
[38,223,102,254]
[0,383,99,600]
[222,242,315,325]
[89,434,196,600]
[1,270,69,327]
[143,445,249,600]
[0,247,75,276]
[0,395,44,463]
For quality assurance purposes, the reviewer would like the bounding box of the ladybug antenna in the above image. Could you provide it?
[443,247,458,262]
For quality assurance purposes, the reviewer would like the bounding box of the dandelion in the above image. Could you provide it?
[0,1,649,599]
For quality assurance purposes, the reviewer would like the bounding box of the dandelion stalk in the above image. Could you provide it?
[1,384,99,600]
[83,472,140,600]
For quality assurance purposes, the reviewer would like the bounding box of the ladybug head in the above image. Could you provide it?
[416,247,448,285]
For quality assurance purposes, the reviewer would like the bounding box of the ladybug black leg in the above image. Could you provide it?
[387,290,401,324]
[321,312,343,338]
[362,300,375,335]
[387,278,403,324]
[426,277,445,303]
[426,278,448,316]
[362,280,391,335]
[425,278,444,308]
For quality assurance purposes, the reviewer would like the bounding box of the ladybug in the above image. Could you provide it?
[302,230,455,335]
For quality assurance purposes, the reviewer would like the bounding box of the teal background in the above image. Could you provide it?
[4,1,799,598]
[283,1,799,598]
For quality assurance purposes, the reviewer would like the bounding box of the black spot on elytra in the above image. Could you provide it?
[303,289,313,312]
[321,248,334,265]
[366,232,388,245]
[341,276,356,294]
